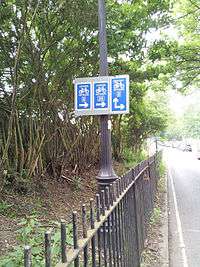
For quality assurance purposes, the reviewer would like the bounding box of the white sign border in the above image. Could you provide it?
[110,74,129,115]
[93,79,110,113]
[74,75,129,116]
[74,81,93,114]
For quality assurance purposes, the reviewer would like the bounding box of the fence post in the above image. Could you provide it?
[72,211,79,267]
[148,159,154,212]
[133,183,141,267]
[24,246,31,267]
[45,231,51,267]
[21,153,162,267]
[90,199,96,267]
[82,204,89,267]
[61,221,67,263]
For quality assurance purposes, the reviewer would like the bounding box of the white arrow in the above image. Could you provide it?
[113,98,125,110]
[96,102,106,108]
[79,102,89,108]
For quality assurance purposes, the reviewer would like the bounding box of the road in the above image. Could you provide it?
[165,148,200,267]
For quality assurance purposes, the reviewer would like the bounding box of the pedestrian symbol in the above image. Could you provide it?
[94,82,108,109]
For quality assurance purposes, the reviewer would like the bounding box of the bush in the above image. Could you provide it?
[122,148,147,169]
[0,216,73,267]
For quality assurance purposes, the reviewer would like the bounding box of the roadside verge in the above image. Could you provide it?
[141,173,169,267]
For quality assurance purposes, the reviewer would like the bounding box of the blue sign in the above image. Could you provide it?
[76,83,91,110]
[111,77,127,112]
[94,82,109,109]
[74,75,129,116]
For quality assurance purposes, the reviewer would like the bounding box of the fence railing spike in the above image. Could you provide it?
[105,186,110,210]
[109,184,113,206]
[45,230,51,267]
[90,198,95,229]
[101,190,105,216]
[112,181,117,202]
[20,153,161,267]
[24,245,31,267]
[82,204,87,238]
[61,221,67,263]
[96,194,101,222]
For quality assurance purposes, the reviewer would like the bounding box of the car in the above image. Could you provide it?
[196,150,200,160]
[183,144,192,152]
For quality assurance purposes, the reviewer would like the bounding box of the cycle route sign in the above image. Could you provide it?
[74,75,129,116]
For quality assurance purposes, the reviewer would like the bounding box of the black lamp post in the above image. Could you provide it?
[96,0,118,190]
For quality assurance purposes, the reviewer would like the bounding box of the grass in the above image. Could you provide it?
[157,160,167,193]
[159,160,166,178]
[0,215,73,267]
[0,200,17,218]
[0,149,164,266]
[0,201,12,216]
[150,206,161,225]
[150,160,166,225]
[122,148,147,170]
[141,158,167,267]
[113,148,147,176]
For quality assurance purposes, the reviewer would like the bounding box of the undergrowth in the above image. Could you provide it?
[0,216,73,267]
[150,207,161,225]
[0,201,15,218]
[141,157,167,266]
[159,160,166,178]
[122,148,147,170]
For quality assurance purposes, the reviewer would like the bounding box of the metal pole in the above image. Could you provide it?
[97,0,118,190]
[155,138,158,153]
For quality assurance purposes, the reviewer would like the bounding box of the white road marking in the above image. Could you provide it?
[168,168,189,267]
[186,229,200,233]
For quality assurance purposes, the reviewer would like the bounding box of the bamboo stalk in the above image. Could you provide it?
[16,112,25,176]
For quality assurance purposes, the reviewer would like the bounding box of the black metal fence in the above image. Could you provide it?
[24,152,161,267]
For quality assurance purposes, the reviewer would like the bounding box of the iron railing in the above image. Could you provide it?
[24,152,161,267]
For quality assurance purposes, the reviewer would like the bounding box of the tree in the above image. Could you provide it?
[149,0,200,89]
[164,117,183,140]
[183,105,200,138]
[0,0,172,191]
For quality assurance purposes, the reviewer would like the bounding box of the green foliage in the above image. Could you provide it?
[122,148,147,169]
[157,172,166,194]
[0,200,18,218]
[164,117,183,140]
[0,216,73,267]
[125,91,170,152]
[0,0,171,192]
[159,161,166,179]
[182,105,200,138]
[71,175,83,191]
[149,0,200,89]
[150,207,161,225]
[0,200,12,216]
[0,0,100,191]
[112,89,170,161]
[107,0,170,60]
[164,93,200,140]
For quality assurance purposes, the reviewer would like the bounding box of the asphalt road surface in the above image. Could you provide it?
[165,148,200,267]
